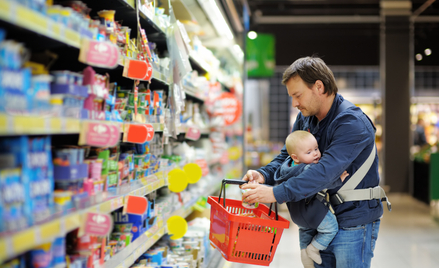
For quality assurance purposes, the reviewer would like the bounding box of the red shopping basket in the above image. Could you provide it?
[208,179,290,266]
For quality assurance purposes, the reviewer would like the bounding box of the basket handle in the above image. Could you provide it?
[218,179,279,221]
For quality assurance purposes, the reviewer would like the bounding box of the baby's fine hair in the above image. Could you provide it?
[286,130,316,155]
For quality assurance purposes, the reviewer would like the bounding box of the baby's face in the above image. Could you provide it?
[295,137,321,164]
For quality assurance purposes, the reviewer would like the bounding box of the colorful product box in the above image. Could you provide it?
[0,68,32,113]
[0,168,30,233]
[0,136,54,226]
[113,211,149,241]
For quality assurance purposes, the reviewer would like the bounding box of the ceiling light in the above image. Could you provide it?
[425,48,432,56]
[247,31,257,40]
[198,0,234,40]
[416,53,423,61]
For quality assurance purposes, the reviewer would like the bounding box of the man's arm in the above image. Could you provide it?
[273,114,374,203]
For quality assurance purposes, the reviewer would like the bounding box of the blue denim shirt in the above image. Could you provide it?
[257,94,383,228]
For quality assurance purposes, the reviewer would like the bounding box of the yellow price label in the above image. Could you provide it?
[65,29,81,47]
[0,114,8,133]
[51,118,63,132]
[66,119,80,132]
[40,221,59,241]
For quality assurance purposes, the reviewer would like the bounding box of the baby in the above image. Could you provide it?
[274,130,348,266]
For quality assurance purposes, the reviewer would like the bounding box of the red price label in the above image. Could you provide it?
[124,123,155,143]
[123,59,153,81]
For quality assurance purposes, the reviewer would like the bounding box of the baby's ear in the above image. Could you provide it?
[291,154,299,162]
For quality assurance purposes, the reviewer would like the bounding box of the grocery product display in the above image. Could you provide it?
[0,0,244,267]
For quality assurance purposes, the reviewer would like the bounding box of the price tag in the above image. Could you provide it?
[122,59,153,81]
[84,212,113,236]
[79,122,120,147]
[79,39,119,68]
[125,195,148,215]
[124,123,154,143]
[185,126,201,141]
[195,159,209,176]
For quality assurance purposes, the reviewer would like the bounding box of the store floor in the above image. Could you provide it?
[228,193,439,268]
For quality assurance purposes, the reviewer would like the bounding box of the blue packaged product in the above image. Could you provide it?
[27,137,54,223]
[30,75,52,113]
[0,28,5,42]
[0,168,29,232]
[28,243,53,268]
[113,211,149,241]
[51,237,66,267]
[0,68,32,113]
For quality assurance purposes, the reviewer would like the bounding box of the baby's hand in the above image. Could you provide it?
[340,171,349,182]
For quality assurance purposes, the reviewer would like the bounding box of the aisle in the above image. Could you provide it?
[229,193,439,268]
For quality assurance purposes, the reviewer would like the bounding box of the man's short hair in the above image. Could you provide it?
[286,130,315,156]
[282,56,338,96]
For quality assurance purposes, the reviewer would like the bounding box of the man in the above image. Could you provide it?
[242,56,383,268]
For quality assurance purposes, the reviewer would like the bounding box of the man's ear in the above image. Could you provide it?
[315,80,325,94]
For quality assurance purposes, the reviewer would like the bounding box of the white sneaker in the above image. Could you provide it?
[300,248,315,268]
[306,244,322,264]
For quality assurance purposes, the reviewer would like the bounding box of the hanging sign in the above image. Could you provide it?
[79,40,119,68]
[84,212,113,236]
[124,195,148,215]
[195,159,209,176]
[123,59,153,81]
[124,123,155,143]
[218,92,242,125]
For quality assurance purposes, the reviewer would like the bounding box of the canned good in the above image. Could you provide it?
[138,92,147,107]
[128,92,136,106]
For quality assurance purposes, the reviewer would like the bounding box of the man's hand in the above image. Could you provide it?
[242,170,265,184]
[241,183,276,204]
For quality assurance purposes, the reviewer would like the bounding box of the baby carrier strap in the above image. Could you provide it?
[325,99,391,211]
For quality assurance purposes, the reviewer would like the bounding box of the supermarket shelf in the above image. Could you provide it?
[104,221,167,268]
[81,0,167,50]
[123,122,165,134]
[104,179,219,268]
[0,115,83,136]
[0,114,165,136]
[0,175,167,263]
[151,69,170,87]
[184,85,206,103]
[104,203,194,268]
[0,0,81,48]
[189,52,211,75]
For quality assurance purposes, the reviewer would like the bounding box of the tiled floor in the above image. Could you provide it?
[229,193,439,268]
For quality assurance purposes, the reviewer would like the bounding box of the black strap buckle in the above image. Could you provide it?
[330,193,344,206]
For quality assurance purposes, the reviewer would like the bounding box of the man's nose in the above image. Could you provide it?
[292,98,299,108]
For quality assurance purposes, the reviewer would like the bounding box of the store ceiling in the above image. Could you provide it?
[222,0,439,66]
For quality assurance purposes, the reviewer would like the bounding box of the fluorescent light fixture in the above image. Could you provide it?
[230,44,244,63]
[198,0,234,40]
[247,31,257,39]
